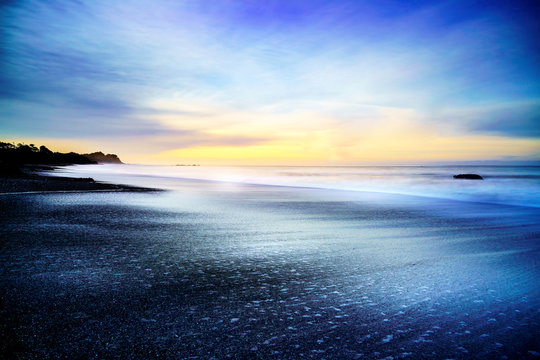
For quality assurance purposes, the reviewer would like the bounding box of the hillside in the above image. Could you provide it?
[0,142,95,166]
[84,152,123,164]
[0,142,124,178]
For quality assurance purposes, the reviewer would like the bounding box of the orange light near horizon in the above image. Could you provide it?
[7,124,539,166]
[144,134,540,166]
[149,144,326,165]
[3,138,98,154]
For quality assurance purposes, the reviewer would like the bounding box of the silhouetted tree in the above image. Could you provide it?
[0,141,96,165]
[0,142,15,150]
[39,145,52,154]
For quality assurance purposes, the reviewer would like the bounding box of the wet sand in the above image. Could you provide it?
[0,173,159,194]
[1,179,539,359]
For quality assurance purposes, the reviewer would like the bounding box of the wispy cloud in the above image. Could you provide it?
[1,0,539,162]
[424,101,540,138]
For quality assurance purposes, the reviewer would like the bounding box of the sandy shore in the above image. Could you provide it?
[1,177,539,359]
[0,170,161,194]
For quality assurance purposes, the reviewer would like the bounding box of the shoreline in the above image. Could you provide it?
[0,166,162,194]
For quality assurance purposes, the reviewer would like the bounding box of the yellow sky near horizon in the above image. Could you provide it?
[5,103,540,165]
[7,132,538,166]
[144,135,540,165]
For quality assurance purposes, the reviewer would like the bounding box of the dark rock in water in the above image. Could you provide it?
[453,174,483,180]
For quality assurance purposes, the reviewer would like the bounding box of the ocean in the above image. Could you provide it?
[2,164,539,358]
[52,164,540,207]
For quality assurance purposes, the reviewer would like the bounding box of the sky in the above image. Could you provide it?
[1,0,539,165]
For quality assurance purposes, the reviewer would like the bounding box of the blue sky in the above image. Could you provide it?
[1,0,539,163]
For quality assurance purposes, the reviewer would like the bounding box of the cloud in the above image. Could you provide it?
[425,101,540,138]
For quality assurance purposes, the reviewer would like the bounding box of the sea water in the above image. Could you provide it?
[51,164,540,207]
[4,164,539,358]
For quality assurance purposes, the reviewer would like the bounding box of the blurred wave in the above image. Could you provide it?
[52,165,540,207]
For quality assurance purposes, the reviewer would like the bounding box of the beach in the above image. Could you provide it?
[1,166,539,359]
[0,169,158,194]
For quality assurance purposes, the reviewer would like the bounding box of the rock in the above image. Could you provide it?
[453,174,483,180]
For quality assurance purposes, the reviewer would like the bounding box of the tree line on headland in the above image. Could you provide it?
[0,141,123,166]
